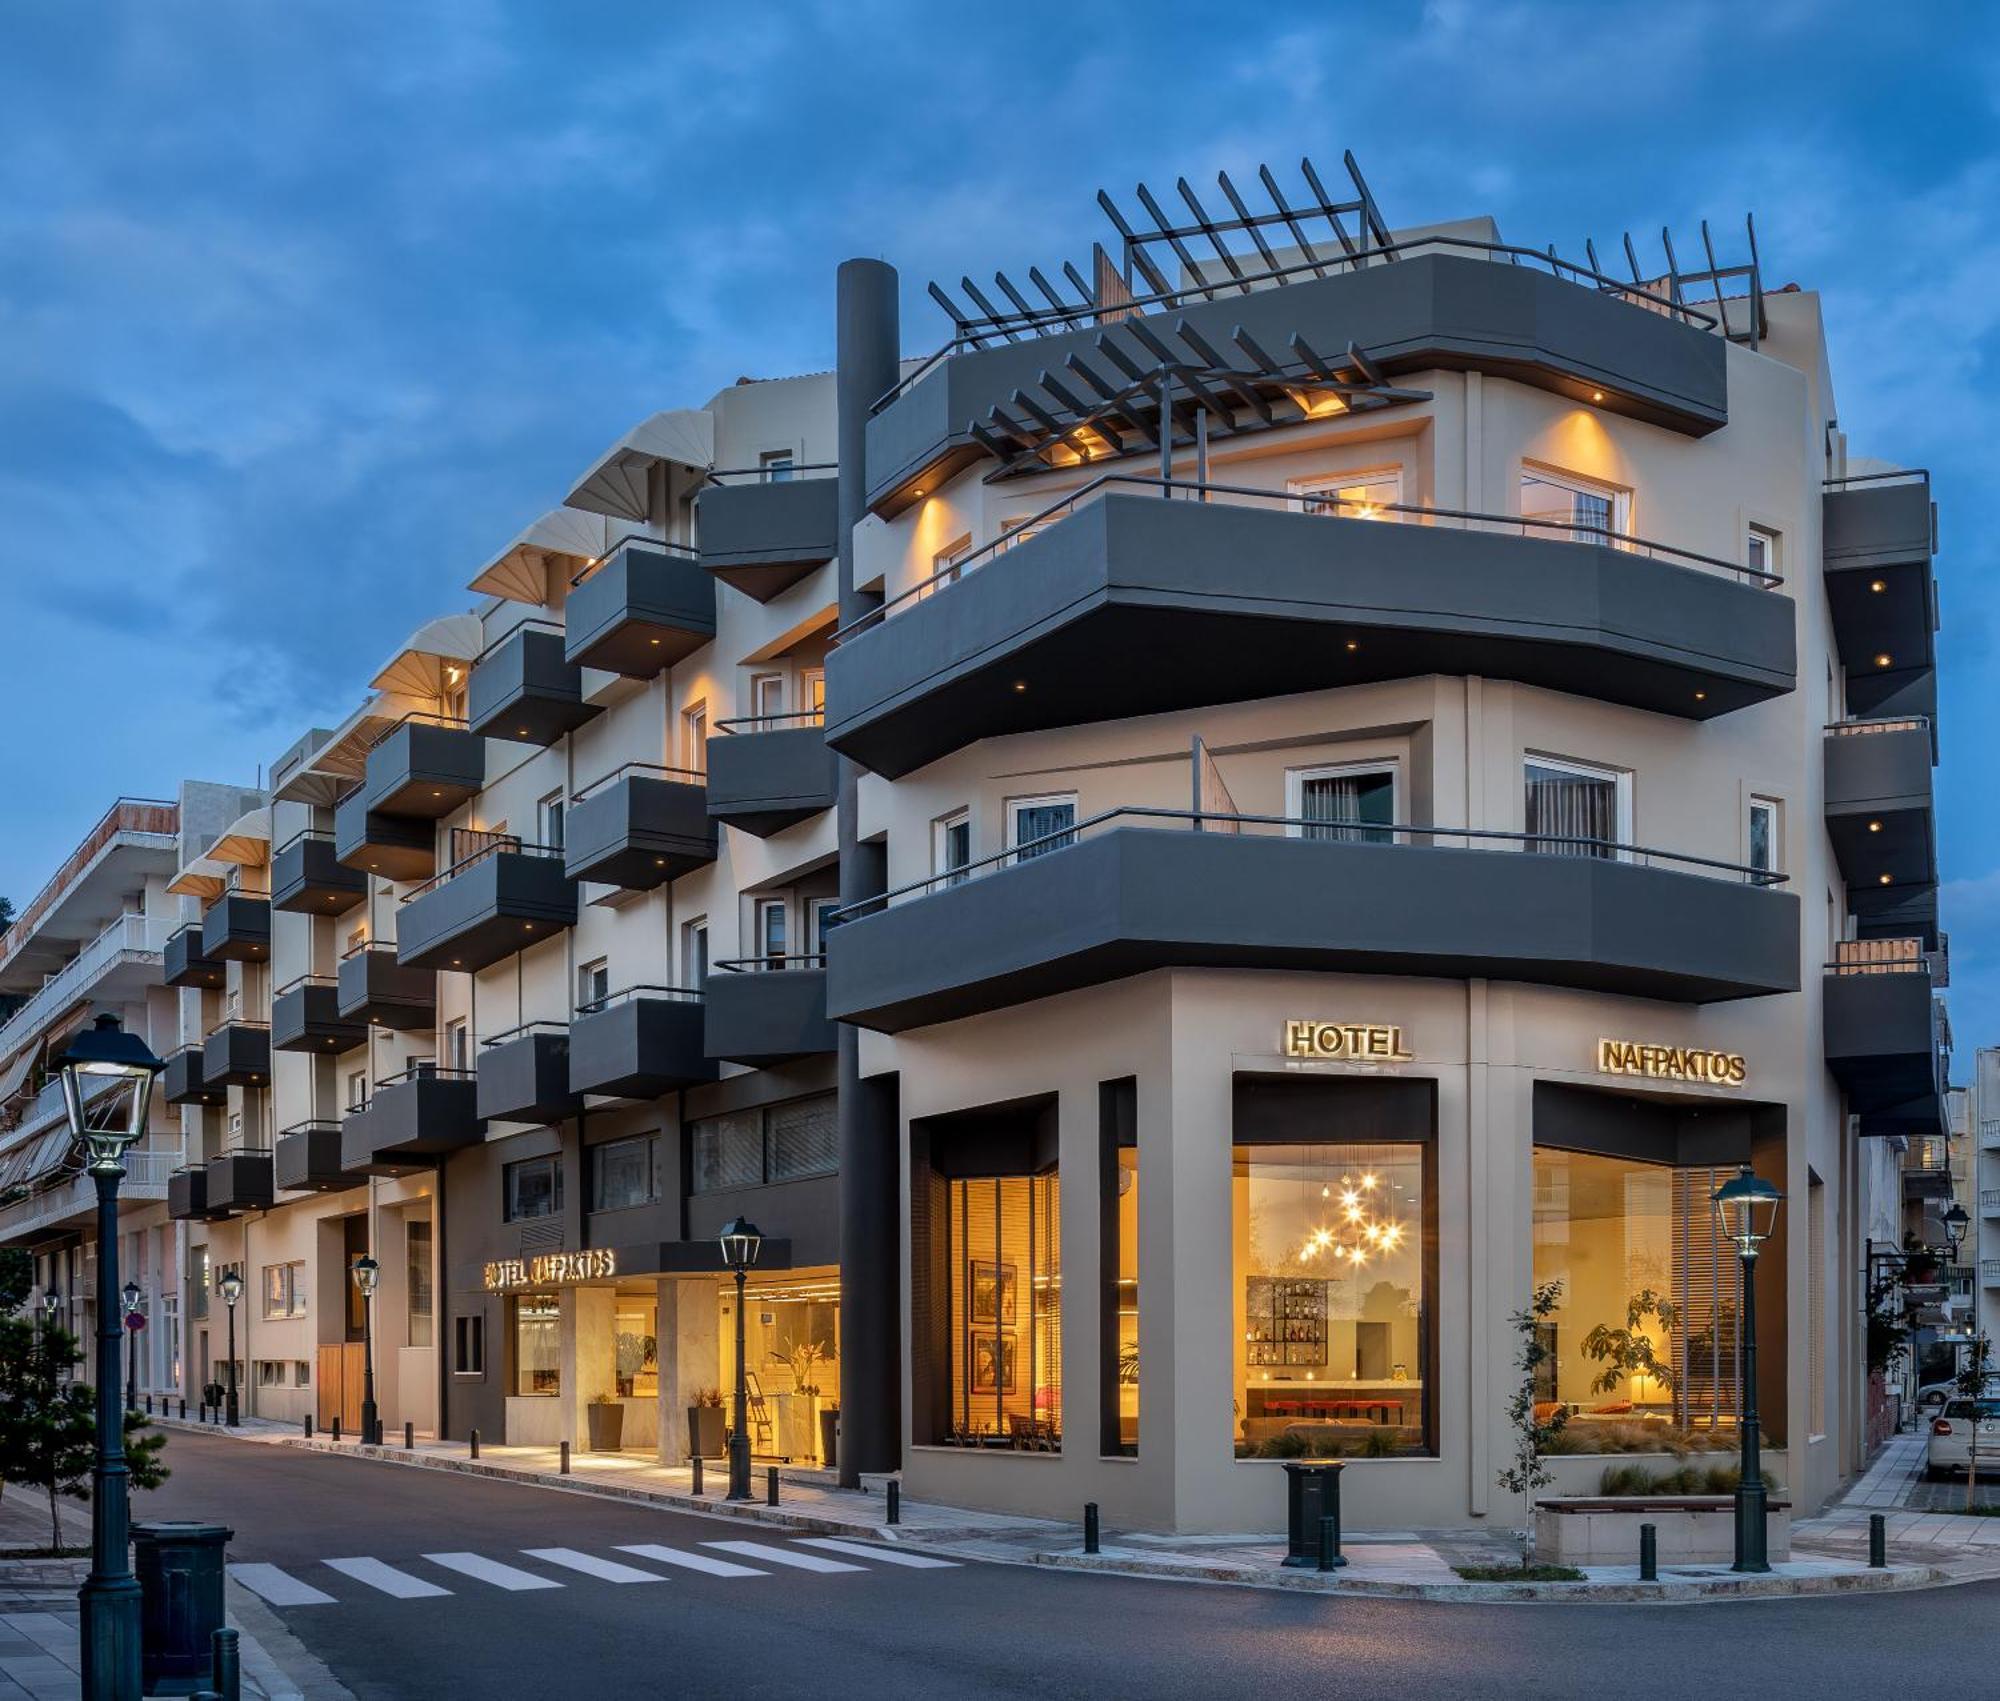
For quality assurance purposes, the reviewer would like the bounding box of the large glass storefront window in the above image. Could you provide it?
[614,1291,658,1399]
[936,1175,1062,1446]
[1108,1147,1138,1456]
[1232,1141,1430,1458]
[511,1294,560,1396]
[717,1273,841,1464]
[1531,1148,1742,1452]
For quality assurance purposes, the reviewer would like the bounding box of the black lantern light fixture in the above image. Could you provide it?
[1944,1201,1971,1252]
[1711,1166,1783,1574]
[352,1253,381,1445]
[41,1286,62,1330]
[718,1217,764,1501]
[217,1266,245,1427]
[121,1281,143,1414]
[53,1011,164,1701]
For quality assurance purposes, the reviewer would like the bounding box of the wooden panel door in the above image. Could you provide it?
[316,1343,345,1429]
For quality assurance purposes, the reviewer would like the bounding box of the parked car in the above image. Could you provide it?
[1926,1397,2000,1480]
[1916,1380,1958,1417]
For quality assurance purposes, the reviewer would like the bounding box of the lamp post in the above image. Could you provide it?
[718,1217,763,1501]
[352,1254,380,1445]
[218,1268,243,1426]
[41,1286,61,1342]
[1945,1202,1970,1256]
[1712,1166,1783,1574]
[121,1280,143,1413]
[54,1011,165,1701]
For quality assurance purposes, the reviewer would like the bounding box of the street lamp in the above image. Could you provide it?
[121,1280,143,1414]
[352,1254,380,1446]
[1944,1202,1970,1253]
[41,1286,61,1339]
[54,1010,164,1701]
[718,1217,763,1501]
[217,1267,244,1426]
[1712,1166,1783,1574]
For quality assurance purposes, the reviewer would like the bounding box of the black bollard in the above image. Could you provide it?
[1639,1523,1658,1582]
[404,1420,414,1450]
[303,1415,312,1440]
[767,1466,780,1506]
[179,1397,187,1420]
[470,1428,480,1460]
[331,1417,340,1444]
[691,1454,704,1495]
[1318,1515,1341,1574]
[1869,1512,1887,1569]
[887,1480,900,1526]
[211,1626,241,1701]
[146,1394,153,1415]
[560,1440,571,1475]
[1083,1502,1100,1555]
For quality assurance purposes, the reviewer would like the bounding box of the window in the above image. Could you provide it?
[1234,1138,1431,1457]
[807,898,839,957]
[1808,1173,1826,1439]
[692,1110,764,1192]
[1520,467,1627,543]
[347,1069,369,1111]
[928,1171,1062,1445]
[444,1019,469,1073]
[1287,761,1397,844]
[1748,797,1780,876]
[454,1314,485,1378]
[683,702,709,774]
[690,1093,839,1192]
[759,448,796,483]
[927,536,971,599]
[592,1135,658,1212]
[1102,1082,1139,1457]
[295,1361,311,1386]
[934,811,972,887]
[503,1156,562,1221]
[407,1219,433,1350]
[750,673,785,719]
[756,898,789,964]
[262,1261,306,1320]
[800,668,825,720]
[538,791,565,853]
[1524,756,1629,859]
[256,1360,287,1388]
[191,1246,209,1321]
[683,918,709,987]
[1289,469,1403,520]
[512,1295,560,1395]
[1009,794,1077,863]
[577,958,609,1010]
[1747,526,1776,579]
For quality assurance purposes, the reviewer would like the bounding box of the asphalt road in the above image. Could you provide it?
[140,1431,2000,1701]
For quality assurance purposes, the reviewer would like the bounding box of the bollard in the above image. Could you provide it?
[146,1394,153,1415]
[767,1466,780,1506]
[331,1418,340,1445]
[470,1428,480,1460]
[1318,1515,1340,1574]
[1639,1523,1658,1582]
[887,1480,901,1526]
[691,1454,704,1495]
[560,1440,571,1475]
[1083,1502,1100,1555]
[404,1420,414,1450]
[211,1626,241,1701]
[179,1397,187,1420]
[303,1416,312,1440]
[1869,1512,1887,1569]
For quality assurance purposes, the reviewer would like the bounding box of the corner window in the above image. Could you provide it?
[1008,794,1077,864]
[934,811,972,886]
[1289,469,1403,521]
[1748,797,1780,876]
[1520,467,1628,544]
[592,1134,658,1212]
[503,1156,562,1222]
[1524,756,1630,859]
[1287,761,1397,844]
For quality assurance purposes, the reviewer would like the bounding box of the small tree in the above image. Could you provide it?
[1497,1280,1567,1566]
[0,1248,31,1315]
[1956,1331,1993,1510]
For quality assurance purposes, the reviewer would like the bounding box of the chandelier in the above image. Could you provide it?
[1296,1171,1405,1268]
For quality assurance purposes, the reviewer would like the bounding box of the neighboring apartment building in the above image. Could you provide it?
[0,783,263,1399]
[1973,1047,2000,1336]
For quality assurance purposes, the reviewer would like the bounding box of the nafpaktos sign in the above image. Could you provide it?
[483,1249,617,1291]
[1282,1021,1414,1062]
[1596,1039,1747,1086]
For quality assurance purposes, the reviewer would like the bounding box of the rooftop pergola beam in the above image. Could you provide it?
[1134,181,1223,302]
[1216,170,1286,278]
[1258,164,1332,280]
[1095,191,1175,296]
[1173,320,1271,422]
[1176,176,1254,296]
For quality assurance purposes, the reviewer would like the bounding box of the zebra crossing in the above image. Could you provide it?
[229,1536,960,1608]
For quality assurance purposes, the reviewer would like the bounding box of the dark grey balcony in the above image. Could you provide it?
[825,490,1796,780]
[1823,474,1937,724]
[336,944,437,1031]
[563,540,715,677]
[476,1024,584,1124]
[206,1149,275,1213]
[707,721,837,836]
[333,790,436,882]
[467,622,601,746]
[827,815,1800,1033]
[163,924,225,991]
[199,894,270,964]
[564,767,716,889]
[704,961,834,1066]
[162,1046,224,1109]
[1825,945,1946,1121]
[272,830,366,915]
[274,1121,365,1193]
[202,1022,270,1089]
[271,977,368,1055]
[167,1166,217,1222]
[397,847,577,973]
[867,252,1728,516]
[569,988,716,1099]
[361,719,487,817]
[1824,720,1935,892]
[697,475,839,601]
[342,1066,484,1175]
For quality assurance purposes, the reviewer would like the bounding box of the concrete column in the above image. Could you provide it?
[654,1277,721,1465]
[565,1286,618,1447]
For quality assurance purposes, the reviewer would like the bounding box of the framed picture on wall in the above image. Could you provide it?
[969,1260,1018,1325]
[970,1331,1017,1394]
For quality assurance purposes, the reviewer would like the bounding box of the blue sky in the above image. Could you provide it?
[1,1,1994,1054]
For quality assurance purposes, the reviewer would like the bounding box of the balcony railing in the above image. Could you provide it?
[1984,1260,2000,1286]
[0,799,177,975]
[1983,1119,2000,1150]
[1826,715,1932,738]
[713,711,826,735]
[0,911,162,1061]
[0,1148,174,1242]
[1828,938,1939,977]
[834,474,1781,645]
[713,955,829,974]
[1981,1189,2000,1216]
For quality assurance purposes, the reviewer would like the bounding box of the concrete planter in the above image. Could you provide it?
[687,1404,727,1460]
[586,1401,625,1453]
[1534,1495,1791,1565]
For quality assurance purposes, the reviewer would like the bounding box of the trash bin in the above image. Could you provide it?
[819,1406,840,1472]
[133,1519,234,1695]
[1280,1460,1343,1568]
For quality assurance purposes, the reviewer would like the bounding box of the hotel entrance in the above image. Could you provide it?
[718,1270,841,1465]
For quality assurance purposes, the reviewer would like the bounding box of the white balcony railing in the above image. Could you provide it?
[0,911,166,1063]
[0,1147,173,1244]
[1982,1189,2000,1216]
[1983,1260,2000,1287]
[1983,1119,2000,1151]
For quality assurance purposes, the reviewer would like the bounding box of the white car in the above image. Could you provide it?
[1926,1397,2000,1480]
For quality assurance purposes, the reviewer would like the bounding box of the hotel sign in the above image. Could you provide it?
[1597,1039,1747,1086]
[483,1249,617,1292]
[1283,1021,1414,1062]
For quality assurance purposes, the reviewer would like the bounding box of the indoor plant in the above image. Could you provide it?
[686,1387,726,1461]
[585,1389,624,1452]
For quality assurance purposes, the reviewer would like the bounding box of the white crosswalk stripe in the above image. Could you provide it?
[229,1563,337,1607]
[424,1551,563,1591]
[522,1547,668,1584]
[794,1538,961,1568]
[323,1557,452,1599]
[614,1543,769,1578]
[701,1539,865,1573]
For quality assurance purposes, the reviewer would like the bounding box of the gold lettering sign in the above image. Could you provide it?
[1282,1020,1415,1062]
[483,1249,618,1292]
[1597,1039,1747,1087]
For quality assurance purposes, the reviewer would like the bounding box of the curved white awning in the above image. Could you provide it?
[209,807,271,868]
[565,410,714,523]
[166,856,230,901]
[469,507,622,604]
[370,612,484,697]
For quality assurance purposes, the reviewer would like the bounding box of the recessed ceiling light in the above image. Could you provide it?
[1012,681,1027,693]
[650,637,662,646]
[1694,691,1707,702]
[1868,820,1882,833]
[1870,579,1887,593]
[1879,874,1893,885]
[1591,390,1605,403]
[1875,653,1893,668]
[1345,641,1359,653]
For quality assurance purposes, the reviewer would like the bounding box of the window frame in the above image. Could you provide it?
[1746,524,1778,580]
[591,1133,660,1213]
[759,448,797,484]
[502,1154,564,1223]
[749,673,786,719]
[1747,796,1781,876]
[1519,464,1631,541]
[934,809,972,886]
[453,1313,486,1379]
[1286,467,1404,519]
[1007,792,1079,864]
[577,957,610,1010]
[683,701,709,774]
[1522,753,1633,856]
[806,897,839,958]
[1284,758,1400,842]
[682,917,709,987]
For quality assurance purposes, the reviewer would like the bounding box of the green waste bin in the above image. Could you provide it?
[133,1519,234,1695]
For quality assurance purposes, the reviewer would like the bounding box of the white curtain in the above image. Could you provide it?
[1299,773,1393,843]
[1524,763,1617,857]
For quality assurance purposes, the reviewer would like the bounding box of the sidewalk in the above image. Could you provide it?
[152,1413,1968,1604]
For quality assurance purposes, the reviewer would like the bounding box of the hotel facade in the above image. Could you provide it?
[0,157,1950,1537]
